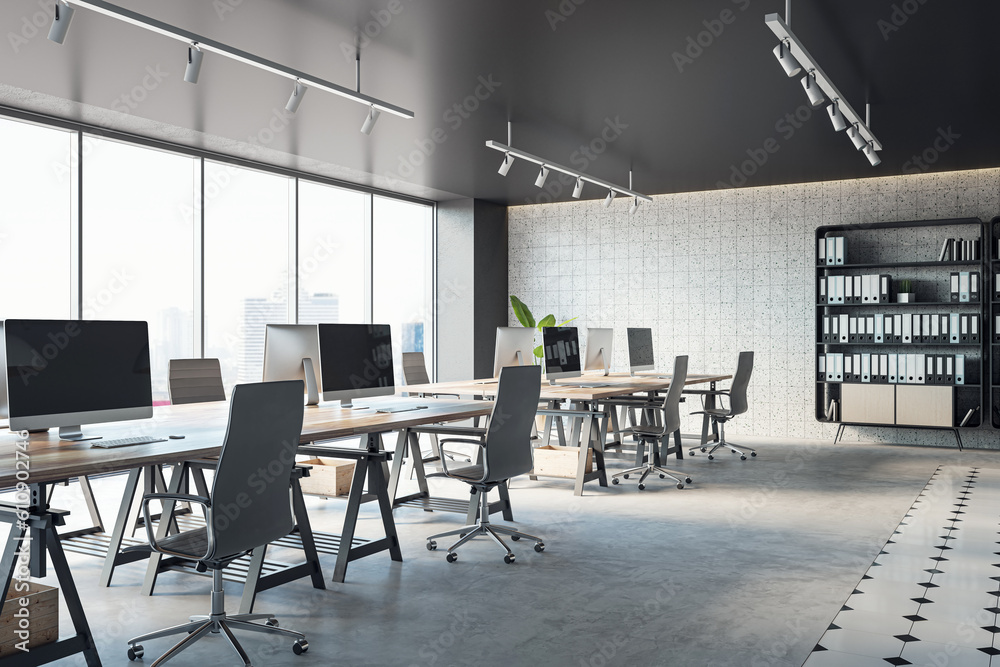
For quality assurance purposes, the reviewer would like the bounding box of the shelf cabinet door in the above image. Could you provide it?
[841,384,895,425]
[895,385,953,427]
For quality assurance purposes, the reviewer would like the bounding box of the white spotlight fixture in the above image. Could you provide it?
[498,153,514,176]
[184,43,203,84]
[285,80,307,113]
[628,198,640,215]
[603,190,616,208]
[572,177,584,199]
[847,123,867,150]
[47,0,75,44]
[534,165,549,188]
[360,105,381,135]
[772,40,801,77]
[826,99,847,132]
[800,71,824,107]
[863,141,881,167]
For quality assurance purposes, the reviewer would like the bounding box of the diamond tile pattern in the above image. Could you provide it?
[803,466,1000,667]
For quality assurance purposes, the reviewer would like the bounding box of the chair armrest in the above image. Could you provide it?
[141,493,213,561]
[437,439,485,477]
[411,425,486,437]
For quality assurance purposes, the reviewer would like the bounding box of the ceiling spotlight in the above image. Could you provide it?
[772,40,801,78]
[360,105,381,135]
[498,153,514,176]
[628,198,640,215]
[603,190,616,208]
[847,123,867,150]
[800,71,824,107]
[534,165,549,188]
[572,177,584,199]
[826,99,847,132]
[184,44,204,84]
[285,80,307,113]
[47,0,75,44]
[863,142,881,167]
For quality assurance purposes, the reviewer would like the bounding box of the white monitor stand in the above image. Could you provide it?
[302,358,320,407]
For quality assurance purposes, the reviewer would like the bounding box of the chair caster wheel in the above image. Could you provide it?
[638,483,645,490]
[685,477,692,484]
[659,473,665,479]
[751,451,757,457]
[623,474,630,479]
[426,541,437,551]
[446,552,458,563]
[292,639,309,655]
[128,645,144,661]
[612,477,619,485]
[741,455,747,461]
[688,450,696,456]
[504,553,515,564]
[708,455,714,460]
[676,483,684,489]
[511,535,521,541]
[534,542,545,553]
[266,618,279,627]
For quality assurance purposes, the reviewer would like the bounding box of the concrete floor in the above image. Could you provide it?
[27,436,1000,667]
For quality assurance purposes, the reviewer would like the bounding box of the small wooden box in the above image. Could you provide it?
[532,445,593,478]
[1,581,59,657]
[297,458,356,497]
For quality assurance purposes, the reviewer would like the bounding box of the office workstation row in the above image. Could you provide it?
[0,318,751,666]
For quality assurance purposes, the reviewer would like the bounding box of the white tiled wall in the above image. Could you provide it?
[507,169,1000,448]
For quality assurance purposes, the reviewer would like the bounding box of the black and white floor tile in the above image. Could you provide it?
[804,466,1000,667]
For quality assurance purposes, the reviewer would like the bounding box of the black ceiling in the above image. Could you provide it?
[3,0,998,204]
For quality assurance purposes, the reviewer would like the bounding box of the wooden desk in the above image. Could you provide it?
[0,396,491,665]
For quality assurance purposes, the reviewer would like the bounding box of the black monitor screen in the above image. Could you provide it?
[317,324,394,395]
[5,320,152,418]
[627,328,655,368]
[542,326,581,376]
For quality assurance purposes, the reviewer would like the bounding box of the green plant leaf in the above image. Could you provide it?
[556,316,578,327]
[509,295,535,328]
[533,345,543,359]
[537,314,556,329]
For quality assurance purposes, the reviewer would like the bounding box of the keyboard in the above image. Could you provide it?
[569,382,611,388]
[91,436,167,449]
[376,405,428,414]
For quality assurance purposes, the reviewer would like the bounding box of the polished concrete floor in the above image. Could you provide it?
[27,436,1000,667]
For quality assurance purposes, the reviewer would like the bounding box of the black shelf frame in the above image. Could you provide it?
[991,216,1000,427]
[816,218,989,445]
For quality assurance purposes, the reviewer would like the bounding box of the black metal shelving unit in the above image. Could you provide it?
[816,218,989,448]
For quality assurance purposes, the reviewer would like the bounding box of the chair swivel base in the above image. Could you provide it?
[611,464,690,490]
[689,441,757,461]
[425,489,543,564]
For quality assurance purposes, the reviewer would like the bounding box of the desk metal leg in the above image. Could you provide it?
[573,414,594,496]
[47,523,102,666]
[385,429,409,505]
[98,466,142,587]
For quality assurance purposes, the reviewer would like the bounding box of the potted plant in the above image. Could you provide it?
[896,279,916,303]
[508,296,577,363]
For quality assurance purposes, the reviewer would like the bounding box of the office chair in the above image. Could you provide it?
[425,365,544,564]
[610,356,692,491]
[168,358,226,405]
[401,351,474,466]
[689,351,756,460]
[125,380,309,665]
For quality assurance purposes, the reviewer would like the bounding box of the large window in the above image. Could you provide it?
[298,181,368,325]
[204,162,293,389]
[82,137,197,402]
[373,196,435,383]
[0,118,75,319]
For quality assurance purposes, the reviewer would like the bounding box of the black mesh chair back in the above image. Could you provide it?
[402,352,431,386]
[208,380,304,561]
[727,351,754,417]
[482,365,542,483]
[661,355,689,435]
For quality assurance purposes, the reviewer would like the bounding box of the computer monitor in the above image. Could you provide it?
[542,326,582,384]
[317,323,395,408]
[4,319,153,440]
[262,324,322,406]
[627,327,655,374]
[492,327,536,378]
[583,328,614,376]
